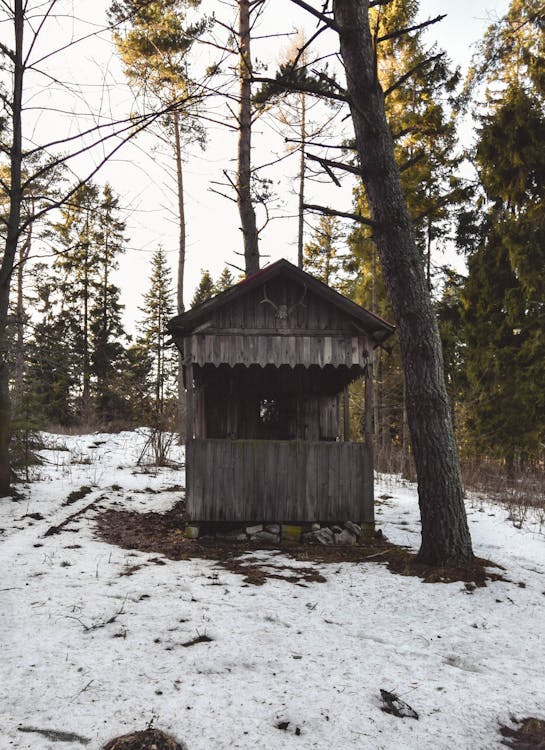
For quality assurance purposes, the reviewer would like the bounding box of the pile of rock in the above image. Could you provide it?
[302,521,361,545]
[185,520,368,545]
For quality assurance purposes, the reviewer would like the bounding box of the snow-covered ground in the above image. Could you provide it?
[1,431,544,750]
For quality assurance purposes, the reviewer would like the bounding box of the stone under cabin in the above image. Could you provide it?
[168,258,394,539]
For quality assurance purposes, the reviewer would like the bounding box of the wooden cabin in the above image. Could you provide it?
[168,259,394,527]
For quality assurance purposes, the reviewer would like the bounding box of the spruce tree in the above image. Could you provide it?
[90,184,128,423]
[24,264,79,426]
[137,247,177,420]
[461,76,545,468]
[191,269,215,307]
[52,184,100,422]
[303,215,348,289]
[215,267,235,293]
[50,183,129,426]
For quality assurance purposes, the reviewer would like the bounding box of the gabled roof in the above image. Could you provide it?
[168,258,395,344]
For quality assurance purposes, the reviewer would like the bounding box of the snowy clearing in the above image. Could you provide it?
[1,431,545,750]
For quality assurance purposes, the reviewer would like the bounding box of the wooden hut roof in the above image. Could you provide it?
[168,258,395,345]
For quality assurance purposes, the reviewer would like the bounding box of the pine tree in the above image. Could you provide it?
[137,247,177,420]
[110,0,208,436]
[345,0,464,470]
[50,182,129,426]
[191,269,215,307]
[23,264,79,426]
[90,184,128,423]
[303,215,348,289]
[215,267,235,293]
[52,183,101,422]
[460,70,545,468]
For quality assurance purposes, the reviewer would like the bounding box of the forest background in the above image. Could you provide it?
[2,0,544,485]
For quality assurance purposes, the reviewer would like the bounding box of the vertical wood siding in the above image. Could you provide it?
[187,439,373,523]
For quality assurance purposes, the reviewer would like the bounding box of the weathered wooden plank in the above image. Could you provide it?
[187,439,370,523]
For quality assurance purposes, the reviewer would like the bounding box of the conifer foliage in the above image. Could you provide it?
[137,246,177,420]
[459,1,545,468]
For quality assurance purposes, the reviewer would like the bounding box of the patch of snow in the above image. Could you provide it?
[1,433,544,749]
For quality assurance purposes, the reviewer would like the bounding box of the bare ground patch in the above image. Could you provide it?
[94,504,504,587]
[500,717,545,748]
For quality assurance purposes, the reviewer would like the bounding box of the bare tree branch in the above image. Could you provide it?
[384,52,445,97]
[307,151,362,178]
[304,203,376,227]
[288,0,339,31]
[377,14,446,44]
[252,76,348,103]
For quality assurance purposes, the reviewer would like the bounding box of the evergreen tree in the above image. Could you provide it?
[303,215,348,289]
[191,269,215,307]
[90,185,129,422]
[109,0,206,316]
[350,0,464,287]
[50,183,129,425]
[345,0,464,469]
[137,247,177,419]
[215,267,235,293]
[52,184,101,422]
[460,75,545,467]
[23,264,79,426]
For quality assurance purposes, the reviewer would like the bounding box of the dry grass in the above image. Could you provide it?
[462,459,545,532]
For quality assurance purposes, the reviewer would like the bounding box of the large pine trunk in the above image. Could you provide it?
[333,0,473,564]
[238,0,260,276]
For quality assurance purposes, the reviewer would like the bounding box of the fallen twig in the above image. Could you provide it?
[18,726,90,745]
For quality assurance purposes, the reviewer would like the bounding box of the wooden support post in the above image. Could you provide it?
[364,362,373,444]
[186,362,194,443]
[363,361,374,523]
[343,385,350,441]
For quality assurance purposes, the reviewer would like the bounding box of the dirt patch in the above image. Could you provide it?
[94,505,504,586]
[500,717,545,748]
[63,485,93,507]
[102,728,186,750]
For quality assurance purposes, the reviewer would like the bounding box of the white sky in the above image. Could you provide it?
[2,0,509,332]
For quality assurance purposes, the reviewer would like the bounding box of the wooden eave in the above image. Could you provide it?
[168,258,395,345]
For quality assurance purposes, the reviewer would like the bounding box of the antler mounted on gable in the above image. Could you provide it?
[260,284,307,328]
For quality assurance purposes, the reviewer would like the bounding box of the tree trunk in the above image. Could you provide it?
[173,110,186,438]
[12,226,32,416]
[297,93,307,269]
[238,0,260,276]
[82,229,92,424]
[0,0,24,496]
[333,0,472,564]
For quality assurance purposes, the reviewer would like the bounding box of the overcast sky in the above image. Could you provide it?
[4,0,510,331]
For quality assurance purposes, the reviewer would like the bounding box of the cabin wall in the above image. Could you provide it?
[210,276,358,332]
[187,439,373,524]
[180,277,372,370]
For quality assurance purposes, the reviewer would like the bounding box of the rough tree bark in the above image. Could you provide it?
[333,0,473,564]
[297,92,307,269]
[0,0,24,495]
[12,225,32,415]
[238,0,260,276]
[173,110,186,437]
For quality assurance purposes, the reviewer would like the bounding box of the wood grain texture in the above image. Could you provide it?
[186,439,373,524]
